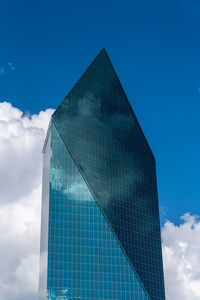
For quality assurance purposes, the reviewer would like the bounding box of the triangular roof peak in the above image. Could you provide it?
[52,49,154,158]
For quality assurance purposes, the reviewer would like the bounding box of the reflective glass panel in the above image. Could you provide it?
[46,122,150,299]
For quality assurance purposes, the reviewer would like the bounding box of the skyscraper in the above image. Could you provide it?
[39,49,165,300]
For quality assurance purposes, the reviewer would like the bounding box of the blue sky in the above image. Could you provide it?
[0,0,200,226]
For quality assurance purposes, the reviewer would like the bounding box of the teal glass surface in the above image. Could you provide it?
[39,49,165,299]
[52,49,165,300]
[46,121,150,299]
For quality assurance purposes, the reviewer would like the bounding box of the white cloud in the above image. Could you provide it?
[162,213,200,300]
[0,102,53,204]
[0,101,199,300]
[0,102,54,300]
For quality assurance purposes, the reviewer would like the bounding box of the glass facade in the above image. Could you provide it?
[39,49,165,300]
[45,121,149,299]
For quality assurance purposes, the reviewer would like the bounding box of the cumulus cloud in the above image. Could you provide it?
[0,102,54,300]
[0,102,53,204]
[0,101,199,300]
[162,213,200,300]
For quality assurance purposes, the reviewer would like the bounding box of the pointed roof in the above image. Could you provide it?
[53,48,154,158]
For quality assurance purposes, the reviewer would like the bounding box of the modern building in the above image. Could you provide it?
[39,49,165,300]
